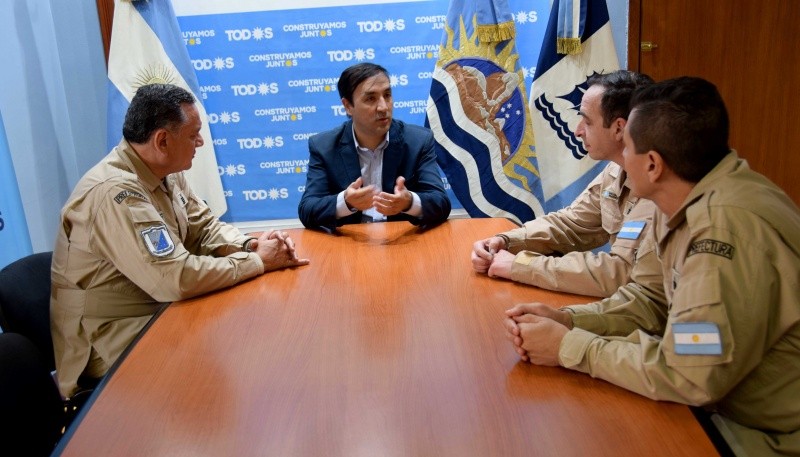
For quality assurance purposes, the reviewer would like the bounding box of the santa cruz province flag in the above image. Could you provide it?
[426,0,544,224]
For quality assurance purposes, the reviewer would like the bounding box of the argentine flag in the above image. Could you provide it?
[529,0,619,212]
[426,0,544,225]
[107,0,227,216]
[0,110,32,269]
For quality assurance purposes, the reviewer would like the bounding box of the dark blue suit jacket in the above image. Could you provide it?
[298,119,450,231]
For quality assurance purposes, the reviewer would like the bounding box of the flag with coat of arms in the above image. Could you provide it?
[529,0,620,212]
[107,0,227,216]
[426,0,544,225]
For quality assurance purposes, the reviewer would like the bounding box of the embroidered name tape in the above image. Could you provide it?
[178,192,188,207]
[113,190,148,204]
[673,322,722,355]
[140,225,175,257]
[617,220,646,240]
[688,239,735,260]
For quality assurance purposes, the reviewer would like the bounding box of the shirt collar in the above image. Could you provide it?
[115,138,165,193]
[351,125,389,153]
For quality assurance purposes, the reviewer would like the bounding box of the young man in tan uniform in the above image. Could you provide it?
[505,77,800,455]
[51,84,309,399]
[472,71,658,297]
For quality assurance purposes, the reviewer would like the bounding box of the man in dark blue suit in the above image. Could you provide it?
[298,63,450,231]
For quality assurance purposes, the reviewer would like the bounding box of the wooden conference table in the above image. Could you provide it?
[56,218,717,456]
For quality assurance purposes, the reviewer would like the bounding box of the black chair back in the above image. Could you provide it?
[0,251,55,371]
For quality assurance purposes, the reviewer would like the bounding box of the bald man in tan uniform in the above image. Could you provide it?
[505,78,799,455]
[472,71,657,297]
[51,84,309,399]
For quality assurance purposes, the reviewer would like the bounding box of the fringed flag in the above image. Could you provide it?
[426,0,544,224]
[529,0,620,212]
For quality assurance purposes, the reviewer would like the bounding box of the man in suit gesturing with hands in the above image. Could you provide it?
[298,63,450,232]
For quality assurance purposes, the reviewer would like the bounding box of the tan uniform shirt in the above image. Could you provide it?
[502,162,657,296]
[559,152,800,456]
[51,140,265,398]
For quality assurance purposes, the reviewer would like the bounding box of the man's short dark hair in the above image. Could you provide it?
[122,84,196,144]
[337,63,390,104]
[587,70,654,127]
[628,76,730,183]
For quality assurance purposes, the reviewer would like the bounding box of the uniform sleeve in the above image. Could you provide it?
[512,213,662,297]
[509,249,631,297]
[502,170,635,297]
[502,171,608,254]
[564,233,667,335]
[558,212,779,406]
[178,176,250,256]
[90,184,264,303]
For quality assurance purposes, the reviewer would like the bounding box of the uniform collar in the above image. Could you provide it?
[115,139,167,194]
[665,150,739,231]
[601,162,633,203]
[606,162,627,192]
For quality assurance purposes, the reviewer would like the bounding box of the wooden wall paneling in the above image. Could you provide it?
[626,0,641,71]
[634,0,800,204]
[96,0,114,66]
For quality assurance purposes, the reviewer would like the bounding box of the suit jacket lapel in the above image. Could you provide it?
[381,120,403,192]
[336,120,361,185]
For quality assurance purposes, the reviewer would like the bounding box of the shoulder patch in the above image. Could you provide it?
[114,190,148,204]
[688,239,734,260]
[618,220,646,240]
[672,322,722,355]
[140,225,175,257]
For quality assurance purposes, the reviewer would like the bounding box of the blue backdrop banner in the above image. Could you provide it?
[176,0,550,223]
[0,110,32,268]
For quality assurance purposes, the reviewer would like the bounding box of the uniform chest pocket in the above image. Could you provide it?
[128,204,162,225]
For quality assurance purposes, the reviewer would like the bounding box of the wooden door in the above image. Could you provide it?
[629,0,800,204]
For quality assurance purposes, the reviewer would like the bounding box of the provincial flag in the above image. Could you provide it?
[426,0,544,224]
[529,0,620,212]
[0,110,33,269]
[107,0,227,216]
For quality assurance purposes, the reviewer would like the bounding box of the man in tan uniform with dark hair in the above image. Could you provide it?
[51,84,309,399]
[472,70,657,297]
[505,77,800,455]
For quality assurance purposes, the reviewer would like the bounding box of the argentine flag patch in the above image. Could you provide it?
[673,322,722,355]
[141,225,175,257]
[617,220,646,240]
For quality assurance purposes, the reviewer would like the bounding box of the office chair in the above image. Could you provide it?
[0,332,64,456]
[0,251,55,371]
